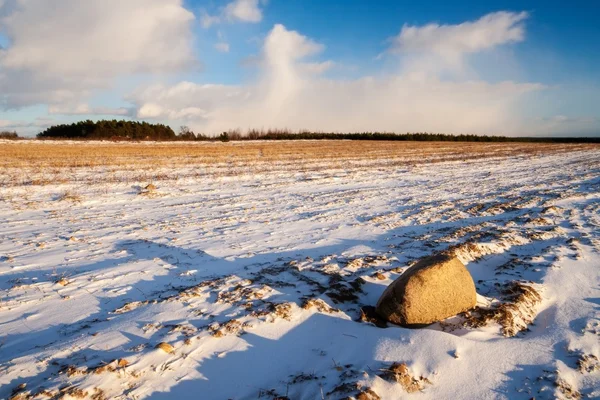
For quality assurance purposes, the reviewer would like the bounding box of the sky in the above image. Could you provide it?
[0,0,599,137]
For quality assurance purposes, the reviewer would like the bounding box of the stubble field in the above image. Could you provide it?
[1,140,599,399]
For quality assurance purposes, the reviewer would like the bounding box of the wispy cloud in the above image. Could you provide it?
[0,117,56,131]
[388,11,528,76]
[48,104,132,116]
[214,42,231,53]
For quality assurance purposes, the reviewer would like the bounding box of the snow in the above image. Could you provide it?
[1,145,599,399]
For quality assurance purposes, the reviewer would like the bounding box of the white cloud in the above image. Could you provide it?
[130,81,250,122]
[130,16,544,135]
[302,61,335,74]
[390,11,528,74]
[200,11,221,29]
[215,42,231,53]
[137,103,208,120]
[0,0,196,108]
[224,0,263,23]
[200,0,264,28]
[392,12,527,55]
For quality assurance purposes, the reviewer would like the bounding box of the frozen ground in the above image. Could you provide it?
[1,144,599,399]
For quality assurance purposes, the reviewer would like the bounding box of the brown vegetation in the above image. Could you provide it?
[378,362,431,393]
[461,281,542,337]
[0,141,596,187]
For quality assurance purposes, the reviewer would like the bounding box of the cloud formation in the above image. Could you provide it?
[388,11,528,77]
[215,42,231,53]
[392,12,527,57]
[2,4,593,137]
[224,0,263,23]
[201,0,264,28]
[0,0,196,108]
[130,14,544,135]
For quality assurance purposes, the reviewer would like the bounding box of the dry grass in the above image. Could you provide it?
[378,362,431,393]
[155,342,175,354]
[0,140,596,187]
[577,354,600,373]
[461,281,542,337]
[56,190,82,202]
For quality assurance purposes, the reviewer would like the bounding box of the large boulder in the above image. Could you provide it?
[376,254,476,326]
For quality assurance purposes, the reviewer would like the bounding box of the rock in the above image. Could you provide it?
[376,254,476,326]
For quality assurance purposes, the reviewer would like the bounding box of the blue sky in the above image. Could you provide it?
[0,0,599,136]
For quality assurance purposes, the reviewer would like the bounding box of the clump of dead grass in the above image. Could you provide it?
[210,319,243,337]
[577,354,599,373]
[326,277,366,304]
[358,305,388,328]
[301,298,339,314]
[155,342,175,353]
[112,300,151,314]
[554,376,581,399]
[55,277,70,286]
[138,183,161,197]
[59,386,88,399]
[356,388,381,400]
[270,302,294,321]
[57,190,82,203]
[378,362,431,393]
[461,281,542,337]
[217,282,272,305]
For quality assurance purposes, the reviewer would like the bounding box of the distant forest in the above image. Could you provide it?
[10,119,598,143]
[37,120,177,141]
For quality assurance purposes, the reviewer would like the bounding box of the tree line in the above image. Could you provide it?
[0,131,20,140]
[0,120,597,143]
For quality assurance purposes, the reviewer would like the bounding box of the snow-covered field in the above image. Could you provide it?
[1,141,599,399]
